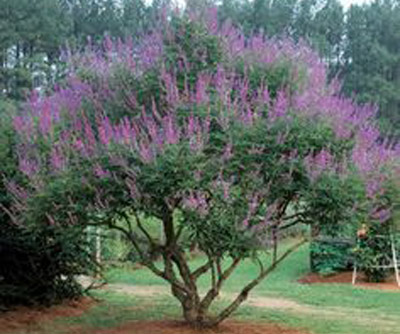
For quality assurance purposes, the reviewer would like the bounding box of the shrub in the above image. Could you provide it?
[310,238,354,275]
[0,106,96,308]
[6,7,399,327]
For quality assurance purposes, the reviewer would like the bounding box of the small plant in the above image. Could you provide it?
[310,239,354,276]
[354,223,393,282]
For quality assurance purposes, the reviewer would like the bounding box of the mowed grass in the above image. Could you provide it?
[9,242,400,334]
[103,243,400,334]
[105,243,400,314]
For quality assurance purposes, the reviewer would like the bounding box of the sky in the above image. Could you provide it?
[145,0,371,9]
[340,0,370,8]
[143,0,371,10]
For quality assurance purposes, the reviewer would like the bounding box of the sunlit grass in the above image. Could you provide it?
[10,242,400,334]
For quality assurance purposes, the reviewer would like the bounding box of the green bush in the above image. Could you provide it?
[0,108,96,309]
[310,238,354,275]
[353,223,393,282]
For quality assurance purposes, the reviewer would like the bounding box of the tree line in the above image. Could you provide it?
[0,0,399,133]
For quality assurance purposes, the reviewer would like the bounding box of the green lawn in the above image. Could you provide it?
[102,244,400,334]
[9,243,400,334]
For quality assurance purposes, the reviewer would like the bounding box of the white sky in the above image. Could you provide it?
[340,0,370,8]
[145,0,371,10]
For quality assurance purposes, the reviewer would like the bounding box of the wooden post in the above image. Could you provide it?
[96,227,101,265]
[352,263,357,285]
[390,234,400,288]
[352,237,359,285]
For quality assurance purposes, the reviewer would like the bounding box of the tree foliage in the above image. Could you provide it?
[1,0,399,136]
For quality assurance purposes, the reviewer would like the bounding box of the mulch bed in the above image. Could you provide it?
[0,297,311,334]
[0,302,311,334]
[83,320,311,334]
[0,297,94,333]
[299,271,400,291]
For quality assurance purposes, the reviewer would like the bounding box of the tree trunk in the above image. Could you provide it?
[182,300,213,329]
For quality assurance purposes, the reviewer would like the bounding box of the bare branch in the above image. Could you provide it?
[192,259,213,281]
[199,257,241,312]
[278,219,304,231]
[132,211,157,247]
[282,211,308,221]
[211,239,306,326]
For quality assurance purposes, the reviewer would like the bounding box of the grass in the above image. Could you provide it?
[103,243,400,333]
[105,243,400,313]
[9,242,400,334]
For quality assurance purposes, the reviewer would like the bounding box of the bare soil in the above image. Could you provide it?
[299,272,400,291]
[0,297,94,333]
[82,320,310,334]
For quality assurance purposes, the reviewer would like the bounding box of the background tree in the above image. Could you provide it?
[0,0,68,99]
[342,0,400,135]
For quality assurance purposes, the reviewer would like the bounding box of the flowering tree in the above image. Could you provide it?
[6,8,399,327]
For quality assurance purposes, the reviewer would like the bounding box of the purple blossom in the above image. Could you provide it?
[371,208,391,223]
[195,74,209,105]
[93,164,110,178]
[161,68,179,105]
[163,113,180,145]
[269,90,288,122]
[186,114,196,138]
[214,65,227,102]
[262,86,271,106]
[6,181,29,201]
[139,31,163,69]
[39,101,52,135]
[98,116,113,146]
[84,116,96,151]
[9,9,400,237]
[182,191,209,216]
[121,117,133,145]
[138,141,154,163]
[125,178,139,199]
[19,157,40,178]
[305,149,334,181]
[50,145,66,171]
[222,143,233,161]
[206,7,218,34]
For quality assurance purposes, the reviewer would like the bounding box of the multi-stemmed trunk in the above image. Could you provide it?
[107,210,306,329]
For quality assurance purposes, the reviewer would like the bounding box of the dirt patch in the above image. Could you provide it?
[248,296,310,311]
[84,320,310,334]
[0,297,95,334]
[299,272,400,291]
[108,283,169,297]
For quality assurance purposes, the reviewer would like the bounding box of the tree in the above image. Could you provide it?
[342,0,400,135]
[121,0,149,37]
[0,0,69,99]
[6,10,399,328]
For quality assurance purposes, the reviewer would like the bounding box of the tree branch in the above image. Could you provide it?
[199,257,241,312]
[278,219,304,231]
[210,239,306,326]
[192,258,213,281]
[282,211,308,221]
[131,211,157,247]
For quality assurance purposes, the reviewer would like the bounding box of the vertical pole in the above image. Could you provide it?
[96,227,101,265]
[391,234,400,288]
[95,227,101,279]
[352,263,357,285]
[352,237,359,285]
